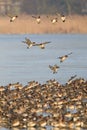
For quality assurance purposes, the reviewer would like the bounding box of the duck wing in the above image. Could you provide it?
[67,52,72,56]
[40,41,51,45]
[32,16,37,19]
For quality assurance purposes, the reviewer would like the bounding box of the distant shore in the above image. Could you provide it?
[0,15,87,34]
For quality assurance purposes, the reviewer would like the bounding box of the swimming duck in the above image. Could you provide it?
[0,86,5,92]
[49,64,60,74]
[32,15,41,24]
[27,120,36,127]
[12,119,20,127]
[34,41,51,49]
[22,37,36,48]
[58,52,72,62]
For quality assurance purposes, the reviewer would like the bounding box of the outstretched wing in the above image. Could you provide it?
[32,16,37,19]
[41,41,51,45]
[25,37,31,43]
[37,41,51,45]
[33,41,51,47]
[34,44,39,46]
[70,75,77,81]
[22,38,31,45]
[67,75,77,84]
[49,65,53,70]
[7,14,13,18]
[67,52,72,56]
[54,64,59,68]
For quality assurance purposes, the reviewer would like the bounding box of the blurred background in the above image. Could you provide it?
[0,0,87,15]
[0,0,87,34]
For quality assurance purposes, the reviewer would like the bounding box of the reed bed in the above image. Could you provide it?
[0,15,87,34]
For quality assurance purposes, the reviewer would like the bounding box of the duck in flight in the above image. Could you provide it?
[61,14,66,22]
[49,64,60,74]
[56,13,66,22]
[34,41,51,49]
[67,75,77,85]
[22,37,36,49]
[47,15,58,24]
[32,15,41,24]
[58,52,72,63]
[51,18,58,24]
[7,14,18,22]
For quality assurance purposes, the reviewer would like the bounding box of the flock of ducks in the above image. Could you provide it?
[48,52,73,74]
[31,13,66,24]
[0,13,86,130]
[22,37,72,74]
[0,78,87,129]
[7,13,66,24]
[0,34,87,130]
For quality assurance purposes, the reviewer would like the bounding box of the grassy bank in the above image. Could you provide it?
[0,15,87,34]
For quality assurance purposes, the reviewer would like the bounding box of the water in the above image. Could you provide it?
[0,34,87,130]
[0,34,87,86]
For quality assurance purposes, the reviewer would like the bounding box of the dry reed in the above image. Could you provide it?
[0,15,87,34]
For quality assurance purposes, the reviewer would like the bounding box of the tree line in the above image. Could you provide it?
[20,0,87,15]
[0,0,87,15]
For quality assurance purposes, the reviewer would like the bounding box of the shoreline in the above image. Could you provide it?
[0,15,87,34]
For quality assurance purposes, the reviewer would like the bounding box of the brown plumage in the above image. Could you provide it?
[58,52,72,62]
[22,37,36,48]
[49,64,60,74]
[34,41,51,49]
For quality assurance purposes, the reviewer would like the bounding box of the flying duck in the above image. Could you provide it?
[56,13,66,22]
[22,37,36,49]
[58,52,72,62]
[47,15,58,24]
[34,41,51,49]
[67,75,77,85]
[7,14,18,22]
[32,15,41,24]
[51,18,58,24]
[61,14,66,22]
[49,64,60,74]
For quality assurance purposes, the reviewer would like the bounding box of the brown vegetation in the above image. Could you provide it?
[0,15,87,34]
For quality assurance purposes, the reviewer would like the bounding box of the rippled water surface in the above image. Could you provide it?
[0,34,87,86]
[0,34,87,130]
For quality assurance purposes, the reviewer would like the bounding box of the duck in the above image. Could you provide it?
[34,41,51,49]
[51,18,58,24]
[22,37,36,49]
[47,15,58,24]
[27,120,36,127]
[58,52,72,62]
[0,86,5,92]
[7,14,18,22]
[32,15,41,24]
[61,14,66,22]
[49,64,60,74]
[12,119,20,127]
[67,75,77,85]
[56,13,66,22]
